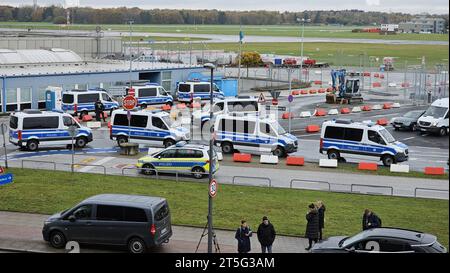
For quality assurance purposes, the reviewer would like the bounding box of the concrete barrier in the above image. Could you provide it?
[319,159,338,168]
[383,103,392,109]
[314,109,327,116]
[282,112,294,119]
[309,89,317,94]
[372,104,382,110]
[286,156,305,166]
[161,104,171,111]
[424,167,445,175]
[299,111,312,118]
[392,102,401,108]
[340,108,351,114]
[390,164,410,173]
[377,118,389,126]
[306,124,320,133]
[352,106,362,113]
[328,109,339,115]
[301,90,308,95]
[358,162,378,171]
[82,114,93,122]
[373,82,382,88]
[361,105,372,111]
[86,121,101,128]
[260,155,279,164]
[292,90,300,95]
[233,153,252,163]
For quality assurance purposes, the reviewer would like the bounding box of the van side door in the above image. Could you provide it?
[63,204,96,244]
[366,130,386,155]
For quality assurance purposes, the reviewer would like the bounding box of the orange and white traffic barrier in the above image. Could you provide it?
[358,162,378,171]
[233,153,252,163]
[306,124,320,133]
[390,164,410,173]
[319,159,338,168]
[328,109,339,115]
[377,118,389,126]
[260,155,279,164]
[299,111,312,118]
[372,104,382,110]
[286,156,305,166]
[352,106,362,113]
[424,167,445,175]
[340,108,351,114]
[314,109,327,116]
[282,112,295,119]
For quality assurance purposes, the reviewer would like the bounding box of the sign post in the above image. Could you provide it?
[288,94,294,133]
[123,95,138,144]
[0,123,8,169]
[68,125,78,173]
[209,179,218,198]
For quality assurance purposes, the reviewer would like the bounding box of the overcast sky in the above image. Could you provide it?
[3,0,449,14]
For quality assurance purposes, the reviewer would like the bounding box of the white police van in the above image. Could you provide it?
[62,89,119,117]
[417,98,449,136]
[320,119,408,166]
[125,83,173,108]
[9,110,93,151]
[110,109,190,147]
[177,81,225,103]
[213,113,298,157]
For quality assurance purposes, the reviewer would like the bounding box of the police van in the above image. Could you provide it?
[176,81,225,103]
[320,119,408,166]
[9,110,93,151]
[417,97,449,136]
[213,113,298,157]
[110,109,190,148]
[62,89,119,117]
[137,142,219,179]
[126,83,173,108]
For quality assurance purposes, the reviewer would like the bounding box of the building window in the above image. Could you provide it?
[20,87,32,103]
[6,88,17,105]
[161,71,172,93]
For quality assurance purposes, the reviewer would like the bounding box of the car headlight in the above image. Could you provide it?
[137,160,145,164]
[431,121,438,127]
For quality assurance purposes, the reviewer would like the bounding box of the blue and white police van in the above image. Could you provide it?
[177,81,225,103]
[213,113,298,157]
[110,109,190,148]
[9,110,93,151]
[320,119,409,166]
[62,89,119,117]
[126,83,173,108]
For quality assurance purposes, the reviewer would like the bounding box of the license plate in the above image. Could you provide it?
[421,128,426,131]
[161,227,167,235]
[393,125,400,128]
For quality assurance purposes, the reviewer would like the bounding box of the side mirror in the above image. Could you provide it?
[68,215,76,222]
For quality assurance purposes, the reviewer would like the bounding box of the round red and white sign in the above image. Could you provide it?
[122,95,137,111]
[209,179,218,198]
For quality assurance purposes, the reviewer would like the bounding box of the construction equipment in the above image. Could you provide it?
[328,69,363,104]
[380,57,395,71]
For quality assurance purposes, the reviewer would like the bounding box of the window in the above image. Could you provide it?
[368,130,385,145]
[212,102,224,112]
[228,101,258,112]
[260,122,277,137]
[71,205,92,220]
[235,120,256,134]
[113,114,148,128]
[113,114,128,126]
[6,88,17,105]
[38,87,48,101]
[162,71,172,94]
[152,117,168,130]
[20,87,32,103]
[139,88,158,97]
[218,118,234,133]
[177,149,204,158]
[324,126,345,140]
[159,149,177,158]
[78,93,99,103]
[96,205,124,221]
[378,239,413,252]
[344,128,364,142]
[62,94,74,104]
[10,116,18,129]
[63,116,76,127]
[123,207,148,222]
[193,84,210,93]
[178,84,191,93]
[101,93,112,102]
[159,87,168,96]
[154,204,170,221]
[23,117,59,129]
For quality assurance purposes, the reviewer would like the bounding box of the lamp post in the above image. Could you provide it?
[128,20,134,91]
[297,18,310,83]
[204,62,216,254]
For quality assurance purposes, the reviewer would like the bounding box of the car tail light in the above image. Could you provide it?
[150,224,156,237]
[320,138,323,149]
[18,130,22,141]
[74,104,78,112]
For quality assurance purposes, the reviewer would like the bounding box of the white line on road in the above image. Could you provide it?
[78,157,115,172]
[402,137,416,141]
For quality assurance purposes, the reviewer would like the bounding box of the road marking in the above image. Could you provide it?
[78,157,114,172]
[402,137,415,141]
[73,157,97,169]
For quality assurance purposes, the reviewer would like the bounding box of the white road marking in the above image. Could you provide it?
[78,157,115,172]
[402,137,415,141]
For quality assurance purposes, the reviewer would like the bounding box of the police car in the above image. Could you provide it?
[9,110,93,151]
[110,109,190,148]
[177,81,225,103]
[213,113,298,157]
[320,119,409,166]
[126,83,173,108]
[62,89,119,117]
[137,142,219,179]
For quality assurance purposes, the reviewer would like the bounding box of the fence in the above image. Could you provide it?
[21,159,106,175]
[232,176,272,187]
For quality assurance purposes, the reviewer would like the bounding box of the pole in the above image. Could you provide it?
[1,124,8,168]
[207,65,214,254]
[404,60,408,103]
[300,19,305,83]
[128,20,133,91]
[238,34,242,95]
[71,133,74,173]
[288,68,292,133]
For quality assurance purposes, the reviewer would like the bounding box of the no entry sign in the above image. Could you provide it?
[209,179,218,198]
[122,95,137,111]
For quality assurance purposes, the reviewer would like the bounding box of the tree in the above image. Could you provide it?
[53,16,66,24]
[239,52,263,77]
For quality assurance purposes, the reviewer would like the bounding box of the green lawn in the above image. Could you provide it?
[1,168,448,248]
[1,22,448,41]
[121,36,209,42]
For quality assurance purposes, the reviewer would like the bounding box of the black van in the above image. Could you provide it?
[42,194,172,253]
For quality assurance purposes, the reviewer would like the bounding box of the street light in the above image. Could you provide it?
[203,62,216,254]
[128,20,134,91]
[297,18,311,83]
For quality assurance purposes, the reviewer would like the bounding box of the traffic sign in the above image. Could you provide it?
[128,88,136,97]
[272,98,278,105]
[0,173,13,186]
[288,95,294,103]
[0,166,4,174]
[258,93,266,104]
[123,95,137,110]
[209,179,218,198]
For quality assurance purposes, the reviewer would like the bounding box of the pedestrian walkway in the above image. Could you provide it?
[0,211,308,253]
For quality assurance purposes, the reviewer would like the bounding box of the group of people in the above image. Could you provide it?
[235,202,382,253]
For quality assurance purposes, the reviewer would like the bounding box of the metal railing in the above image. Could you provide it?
[121,166,209,182]
[351,184,394,196]
[232,176,272,187]
[20,159,106,175]
[290,179,331,191]
[414,187,449,198]
[21,160,57,171]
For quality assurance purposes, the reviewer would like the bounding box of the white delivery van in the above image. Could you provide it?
[62,89,119,117]
[417,98,449,136]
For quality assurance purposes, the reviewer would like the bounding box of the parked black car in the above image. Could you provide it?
[391,110,426,131]
[42,194,172,253]
[311,228,447,253]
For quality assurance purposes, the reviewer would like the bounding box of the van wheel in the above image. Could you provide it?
[141,164,155,175]
[382,155,395,167]
[128,237,147,254]
[273,146,285,157]
[164,139,176,148]
[26,140,39,151]
[410,123,417,131]
[141,104,147,109]
[439,127,447,136]
[327,150,340,160]
[49,231,66,249]
[192,167,205,179]
[117,136,128,147]
[75,137,87,148]
[221,142,233,154]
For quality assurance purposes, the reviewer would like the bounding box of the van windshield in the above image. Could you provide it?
[424,106,448,119]
[379,128,396,143]
[270,121,286,135]
[10,116,18,129]
[162,115,174,128]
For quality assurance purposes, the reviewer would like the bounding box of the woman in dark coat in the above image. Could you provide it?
[317,201,326,241]
[235,220,252,253]
[305,203,320,251]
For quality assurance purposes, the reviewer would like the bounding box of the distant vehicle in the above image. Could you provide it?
[125,83,173,108]
[214,113,298,157]
[9,110,92,151]
[330,69,363,103]
[62,89,119,117]
[137,142,219,179]
[417,98,449,136]
[177,81,225,103]
[42,194,172,253]
[311,228,447,253]
[320,119,408,166]
[110,109,190,147]
[390,110,426,131]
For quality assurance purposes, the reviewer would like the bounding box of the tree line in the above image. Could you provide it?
[0,5,448,27]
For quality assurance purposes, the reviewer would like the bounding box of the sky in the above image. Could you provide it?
[2,0,449,14]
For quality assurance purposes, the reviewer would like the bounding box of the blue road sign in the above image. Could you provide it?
[0,173,13,186]
[288,95,294,103]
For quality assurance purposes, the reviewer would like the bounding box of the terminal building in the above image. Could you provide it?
[0,48,203,113]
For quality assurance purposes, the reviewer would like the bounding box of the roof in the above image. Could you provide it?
[114,108,168,117]
[431,97,449,107]
[0,48,83,66]
[11,109,67,116]
[324,119,384,130]
[83,194,165,209]
[362,228,432,243]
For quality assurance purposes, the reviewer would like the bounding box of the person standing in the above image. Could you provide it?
[257,216,276,253]
[317,201,326,241]
[235,220,252,253]
[305,203,320,251]
[362,209,382,230]
[94,99,106,122]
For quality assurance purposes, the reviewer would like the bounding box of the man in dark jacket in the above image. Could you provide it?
[305,203,320,251]
[94,99,106,122]
[257,216,276,253]
[235,220,252,253]
[317,201,326,241]
[362,209,382,230]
